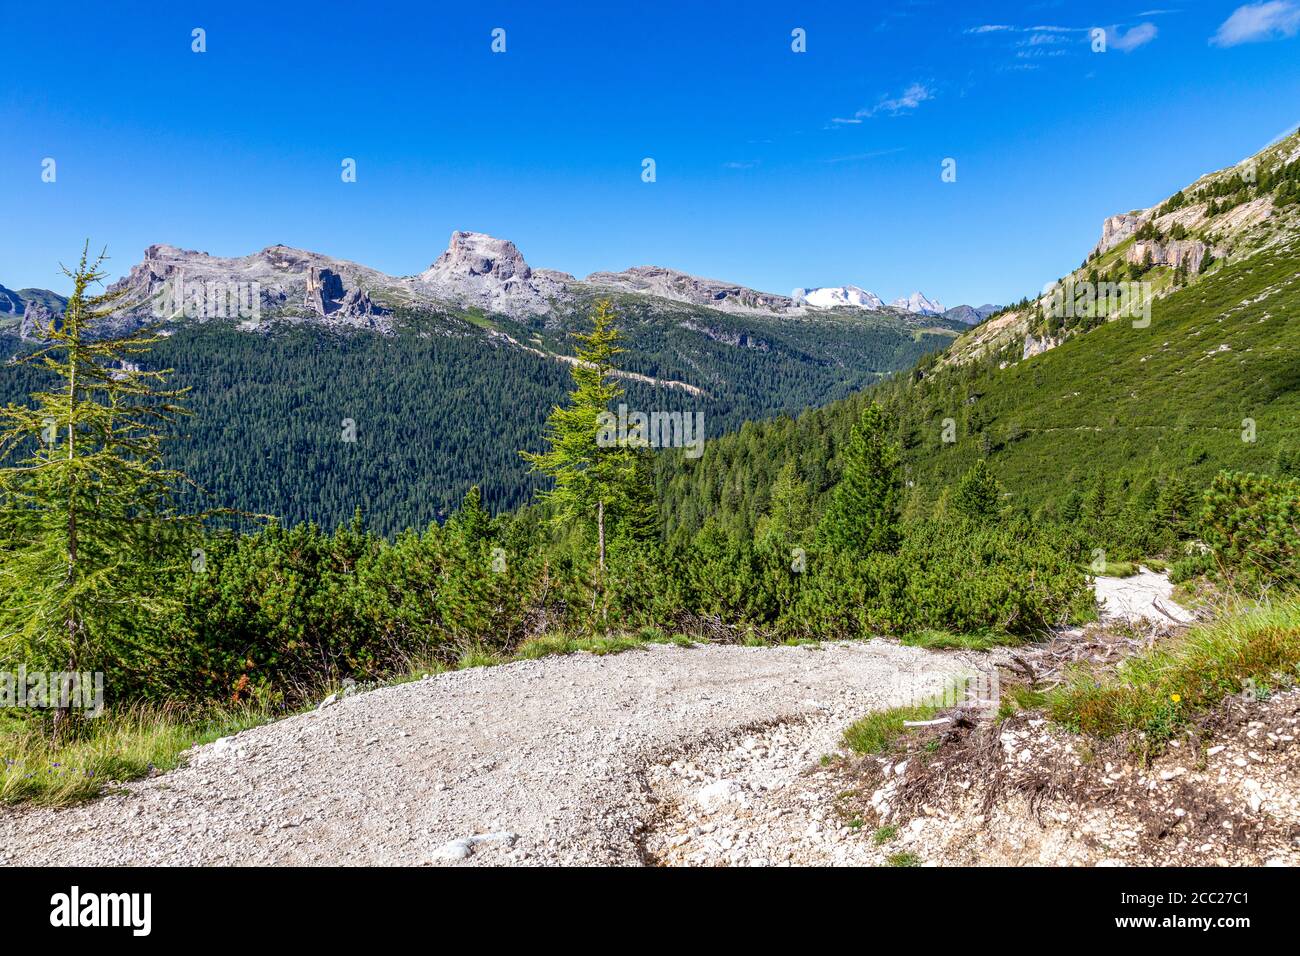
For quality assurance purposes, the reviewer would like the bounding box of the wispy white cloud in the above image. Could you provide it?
[1107,22,1159,51]
[822,147,906,164]
[831,82,933,125]
[722,161,758,170]
[965,24,1014,33]
[1211,1,1300,46]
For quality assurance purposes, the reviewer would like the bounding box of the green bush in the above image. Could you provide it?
[1199,471,1299,589]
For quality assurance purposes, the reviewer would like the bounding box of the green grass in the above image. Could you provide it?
[514,632,644,659]
[1092,560,1139,578]
[455,647,507,669]
[0,705,272,807]
[842,704,940,755]
[872,824,899,845]
[886,851,922,867]
[900,628,1020,651]
[1047,597,1300,742]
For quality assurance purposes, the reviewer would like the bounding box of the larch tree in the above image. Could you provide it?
[0,246,199,733]
[521,299,638,581]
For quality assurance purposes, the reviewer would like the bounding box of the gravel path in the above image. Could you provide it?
[0,641,985,866]
[1094,567,1195,625]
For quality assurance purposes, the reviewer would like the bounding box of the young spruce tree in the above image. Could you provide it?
[817,403,902,557]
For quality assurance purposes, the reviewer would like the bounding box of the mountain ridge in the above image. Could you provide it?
[5,233,995,335]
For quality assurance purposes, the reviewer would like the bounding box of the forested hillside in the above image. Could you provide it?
[657,227,1300,549]
[0,295,959,533]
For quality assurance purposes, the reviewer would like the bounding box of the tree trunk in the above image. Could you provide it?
[596,499,608,625]
[597,499,606,573]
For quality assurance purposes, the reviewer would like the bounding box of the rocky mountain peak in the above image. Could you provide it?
[421,231,532,284]
[892,291,945,315]
[415,232,572,317]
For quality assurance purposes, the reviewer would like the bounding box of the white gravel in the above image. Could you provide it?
[1094,568,1195,625]
[0,640,984,866]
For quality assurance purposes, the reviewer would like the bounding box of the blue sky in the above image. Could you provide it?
[2,1,1298,306]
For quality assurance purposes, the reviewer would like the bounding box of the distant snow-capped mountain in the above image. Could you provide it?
[891,291,945,315]
[794,285,884,310]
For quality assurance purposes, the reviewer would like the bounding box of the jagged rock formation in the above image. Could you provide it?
[0,284,67,341]
[891,291,945,315]
[1125,238,1211,274]
[5,230,985,337]
[418,231,574,318]
[18,302,60,340]
[586,265,792,314]
[101,243,397,331]
[304,266,381,322]
[1094,213,1148,256]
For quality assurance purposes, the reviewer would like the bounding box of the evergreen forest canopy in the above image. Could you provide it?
[0,291,960,533]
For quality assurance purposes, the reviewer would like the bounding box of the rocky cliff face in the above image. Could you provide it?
[101,243,397,331]
[588,265,793,314]
[418,231,574,317]
[1094,213,1149,256]
[0,283,67,341]
[1125,238,1212,274]
[304,266,381,322]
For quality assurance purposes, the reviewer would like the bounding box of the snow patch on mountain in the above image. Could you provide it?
[891,291,945,315]
[794,285,884,310]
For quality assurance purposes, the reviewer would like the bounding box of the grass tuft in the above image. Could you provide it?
[842,704,939,755]
[1047,597,1300,742]
[0,704,271,807]
[900,628,1020,651]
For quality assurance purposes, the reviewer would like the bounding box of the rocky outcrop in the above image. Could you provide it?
[1094,212,1149,256]
[586,265,793,314]
[302,266,380,322]
[19,302,60,340]
[891,291,945,315]
[304,266,346,315]
[102,243,397,331]
[0,284,66,340]
[417,231,573,318]
[1125,238,1211,274]
[1022,333,1059,360]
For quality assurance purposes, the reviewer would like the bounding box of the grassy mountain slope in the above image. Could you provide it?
[657,224,1299,544]
[948,128,1300,368]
